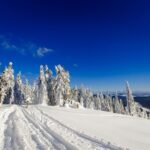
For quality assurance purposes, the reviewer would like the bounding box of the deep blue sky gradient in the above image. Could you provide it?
[0,0,150,91]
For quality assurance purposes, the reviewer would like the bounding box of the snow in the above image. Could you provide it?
[0,105,150,150]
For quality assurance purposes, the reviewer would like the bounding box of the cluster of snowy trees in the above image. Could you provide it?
[0,63,71,107]
[0,62,149,119]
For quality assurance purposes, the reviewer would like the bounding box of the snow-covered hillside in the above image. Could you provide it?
[0,105,150,150]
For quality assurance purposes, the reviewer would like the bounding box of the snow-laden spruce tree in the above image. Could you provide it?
[61,66,71,101]
[0,62,15,104]
[99,92,105,111]
[104,92,112,112]
[45,65,55,105]
[113,91,122,113]
[79,85,86,107]
[23,80,32,104]
[89,96,95,109]
[53,65,71,106]
[84,89,93,108]
[80,96,84,107]
[101,95,107,111]
[14,72,24,105]
[6,62,15,104]
[32,81,38,104]
[108,95,114,112]
[71,86,79,102]
[119,99,125,114]
[126,81,137,116]
[37,65,48,105]
[94,94,101,110]
[53,66,65,106]
[97,92,103,110]
[0,69,9,105]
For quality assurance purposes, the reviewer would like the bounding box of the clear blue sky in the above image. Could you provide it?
[0,0,150,91]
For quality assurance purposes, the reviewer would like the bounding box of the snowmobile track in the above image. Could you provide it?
[33,106,122,150]
[22,107,77,150]
[0,105,125,150]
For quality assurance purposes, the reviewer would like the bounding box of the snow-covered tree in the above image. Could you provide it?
[84,89,93,108]
[6,62,15,104]
[0,69,8,105]
[71,86,79,102]
[103,92,112,112]
[45,65,55,105]
[99,92,104,110]
[0,62,15,104]
[23,80,32,104]
[53,65,71,106]
[89,96,95,109]
[80,96,84,107]
[37,65,48,105]
[126,81,137,116]
[32,81,38,104]
[113,91,121,113]
[78,85,86,106]
[119,99,125,114]
[94,94,101,110]
[14,72,24,105]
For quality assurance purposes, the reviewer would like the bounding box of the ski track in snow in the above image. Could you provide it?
[0,105,124,150]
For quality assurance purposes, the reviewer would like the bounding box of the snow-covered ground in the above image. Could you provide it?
[0,105,150,150]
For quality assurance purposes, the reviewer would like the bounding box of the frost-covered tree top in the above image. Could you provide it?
[126,81,134,108]
[16,72,22,84]
[45,65,53,81]
[126,81,134,102]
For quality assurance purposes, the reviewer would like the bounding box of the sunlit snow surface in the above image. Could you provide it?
[0,105,150,150]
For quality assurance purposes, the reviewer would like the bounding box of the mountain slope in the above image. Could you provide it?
[0,105,150,150]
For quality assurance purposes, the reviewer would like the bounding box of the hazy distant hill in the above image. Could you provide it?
[118,95,150,109]
[134,97,150,109]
